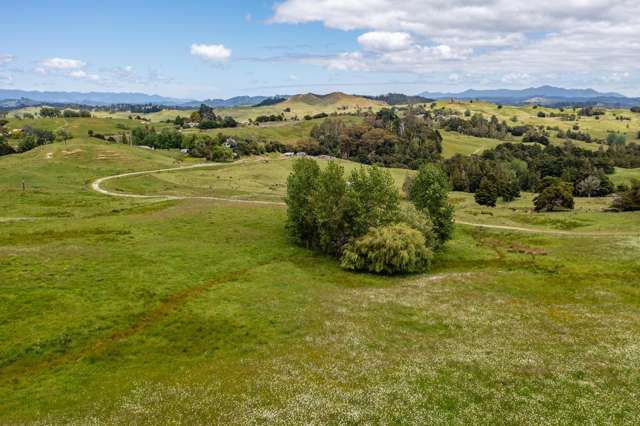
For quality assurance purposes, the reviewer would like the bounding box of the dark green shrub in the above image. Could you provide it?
[475,177,498,207]
[534,181,574,211]
[611,180,640,211]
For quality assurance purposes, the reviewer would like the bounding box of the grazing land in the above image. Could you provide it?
[1,102,640,424]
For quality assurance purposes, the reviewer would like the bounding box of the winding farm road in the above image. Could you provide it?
[91,163,638,237]
[91,162,285,206]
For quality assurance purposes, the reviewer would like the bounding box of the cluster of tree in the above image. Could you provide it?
[185,133,285,161]
[0,120,75,156]
[611,180,640,211]
[285,159,453,274]
[305,109,443,169]
[131,126,184,149]
[38,107,91,118]
[533,177,575,211]
[558,129,592,143]
[522,128,550,145]
[189,104,238,129]
[303,112,328,120]
[93,104,164,114]
[548,112,576,121]
[39,107,62,118]
[443,142,626,202]
[254,114,284,123]
[126,125,285,160]
[13,126,55,152]
[438,113,509,139]
[631,107,640,113]
[606,143,640,168]
[578,107,606,117]
[62,109,92,118]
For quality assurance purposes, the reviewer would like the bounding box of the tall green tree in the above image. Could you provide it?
[314,161,349,256]
[534,181,574,211]
[475,177,498,207]
[346,166,399,237]
[576,175,600,198]
[285,158,321,248]
[408,164,454,247]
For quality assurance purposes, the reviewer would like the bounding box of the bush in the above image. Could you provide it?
[475,177,498,207]
[397,203,436,248]
[611,180,640,211]
[210,145,233,162]
[534,180,574,211]
[607,133,626,146]
[340,224,432,274]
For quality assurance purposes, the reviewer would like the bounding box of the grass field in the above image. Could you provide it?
[215,93,384,122]
[610,167,640,186]
[103,154,413,203]
[4,116,173,140]
[2,114,640,423]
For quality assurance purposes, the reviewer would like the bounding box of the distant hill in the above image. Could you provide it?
[282,92,384,109]
[0,89,192,106]
[364,93,433,105]
[252,97,287,108]
[0,90,290,109]
[0,97,42,109]
[418,85,640,106]
[181,96,278,108]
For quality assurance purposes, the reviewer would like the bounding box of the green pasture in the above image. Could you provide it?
[1,113,640,424]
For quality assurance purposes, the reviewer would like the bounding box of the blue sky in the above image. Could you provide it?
[1,0,639,99]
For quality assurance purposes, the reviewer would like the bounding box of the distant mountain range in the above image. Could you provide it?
[182,96,286,108]
[418,85,640,107]
[0,89,191,106]
[1,86,639,110]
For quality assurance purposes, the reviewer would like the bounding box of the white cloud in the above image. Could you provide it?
[271,0,640,91]
[309,52,369,71]
[68,69,100,81]
[41,57,86,69]
[357,31,412,51]
[0,54,14,66]
[190,43,232,62]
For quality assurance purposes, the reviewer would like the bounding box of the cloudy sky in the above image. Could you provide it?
[1,0,639,98]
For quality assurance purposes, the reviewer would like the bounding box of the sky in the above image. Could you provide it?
[1,0,639,99]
